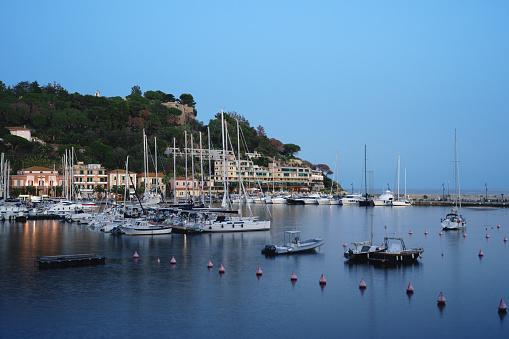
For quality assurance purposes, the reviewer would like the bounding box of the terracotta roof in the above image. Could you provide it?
[6,127,31,131]
[22,166,55,172]
[137,172,164,178]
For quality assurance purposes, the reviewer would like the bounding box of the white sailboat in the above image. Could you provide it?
[441,129,466,230]
[202,109,271,232]
[393,154,411,206]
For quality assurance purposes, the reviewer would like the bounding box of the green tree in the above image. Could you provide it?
[2,134,30,161]
[131,85,142,95]
[284,143,301,157]
[179,93,196,107]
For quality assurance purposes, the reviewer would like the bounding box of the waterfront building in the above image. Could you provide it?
[137,172,166,196]
[73,162,108,198]
[106,169,138,196]
[10,166,62,198]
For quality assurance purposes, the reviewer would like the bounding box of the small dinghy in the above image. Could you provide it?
[261,231,325,255]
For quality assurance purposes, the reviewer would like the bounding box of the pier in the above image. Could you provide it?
[35,254,106,269]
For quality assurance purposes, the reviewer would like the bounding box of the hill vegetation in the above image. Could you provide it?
[0,81,334,181]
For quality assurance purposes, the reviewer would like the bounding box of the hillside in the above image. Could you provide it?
[0,81,331,180]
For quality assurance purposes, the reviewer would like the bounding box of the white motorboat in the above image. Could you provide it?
[271,196,287,204]
[122,220,172,235]
[202,214,270,232]
[261,231,325,255]
[317,196,331,205]
[341,194,362,205]
[373,190,394,206]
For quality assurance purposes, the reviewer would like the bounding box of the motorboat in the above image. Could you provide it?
[344,241,387,262]
[202,214,270,232]
[373,190,394,206]
[367,237,424,264]
[341,194,362,205]
[271,196,287,204]
[122,220,172,235]
[261,231,325,255]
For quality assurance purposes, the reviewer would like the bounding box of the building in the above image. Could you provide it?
[210,157,314,193]
[137,172,166,197]
[106,169,138,196]
[10,166,62,197]
[311,170,325,189]
[169,176,211,199]
[73,162,108,198]
[6,126,31,142]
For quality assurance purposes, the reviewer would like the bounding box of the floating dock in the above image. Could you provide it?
[35,254,106,269]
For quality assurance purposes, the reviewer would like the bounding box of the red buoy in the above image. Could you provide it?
[497,224,501,229]
[290,271,297,281]
[170,256,177,264]
[441,252,444,257]
[499,299,508,313]
[157,258,160,263]
[486,233,490,239]
[463,233,467,238]
[219,264,225,273]
[359,278,366,289]
[479,249,484,257]
[207,259,213,268]
[406,282,414,293]
[343,242,347,248]
[504,237,508,242]
[133,251,139,258]
[424,230,428,235]
[439,231,443,236]
[319,274,327,285]
[437,292,446,305]
[256,266,263,276]
[409,230,413,235]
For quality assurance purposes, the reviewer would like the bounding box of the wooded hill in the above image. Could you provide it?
[0,80,337,188]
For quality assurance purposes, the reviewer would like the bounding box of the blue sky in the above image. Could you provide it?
[2,1,508,190]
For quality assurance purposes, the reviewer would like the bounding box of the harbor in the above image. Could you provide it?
[1,203,508,337]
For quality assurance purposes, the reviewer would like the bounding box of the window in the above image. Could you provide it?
[87,178,93,182]
[80,171,84,175]
[87,170,92,175]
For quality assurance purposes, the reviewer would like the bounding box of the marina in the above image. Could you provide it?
[1,203,508,337]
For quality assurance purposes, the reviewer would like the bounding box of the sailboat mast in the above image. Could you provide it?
[199,132,204,205]
[184,131,188,202]
[236,120,242,199]
[397,154,400,200]
[191,134,195,204]
[364,145,367,197]
[221,109,227,206]
[173,138,176,204]
[207,127,212,207]
[455,129,461,214]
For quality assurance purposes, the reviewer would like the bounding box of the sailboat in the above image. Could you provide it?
[201,110,271,232]
[392,155,411,206]
[441,129,466,230]
[358,145,373,206]
[344,209,385,262]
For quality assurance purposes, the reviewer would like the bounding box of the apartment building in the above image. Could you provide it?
[73,162,108,198]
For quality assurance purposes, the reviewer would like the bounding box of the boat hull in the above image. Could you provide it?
[122,226,172,235]
[367,250,423,264]
[202,220,270,232]
[262,238,325,255]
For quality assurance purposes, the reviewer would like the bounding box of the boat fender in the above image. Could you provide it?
[221,225,223,228]
[209,226,212,229]
[241,224,243,228]
[232,224,234,228]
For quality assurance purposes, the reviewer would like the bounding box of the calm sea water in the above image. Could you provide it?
[1,204,508,338]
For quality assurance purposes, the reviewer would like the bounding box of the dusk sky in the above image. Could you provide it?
[2,1,508,190]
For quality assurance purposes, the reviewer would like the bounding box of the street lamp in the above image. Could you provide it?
[485,182,488,202]
[351,183,353,194]
[442,183,445,201]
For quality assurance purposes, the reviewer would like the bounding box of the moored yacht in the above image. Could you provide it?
[341,193,362,205]
[373,190,394,206]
